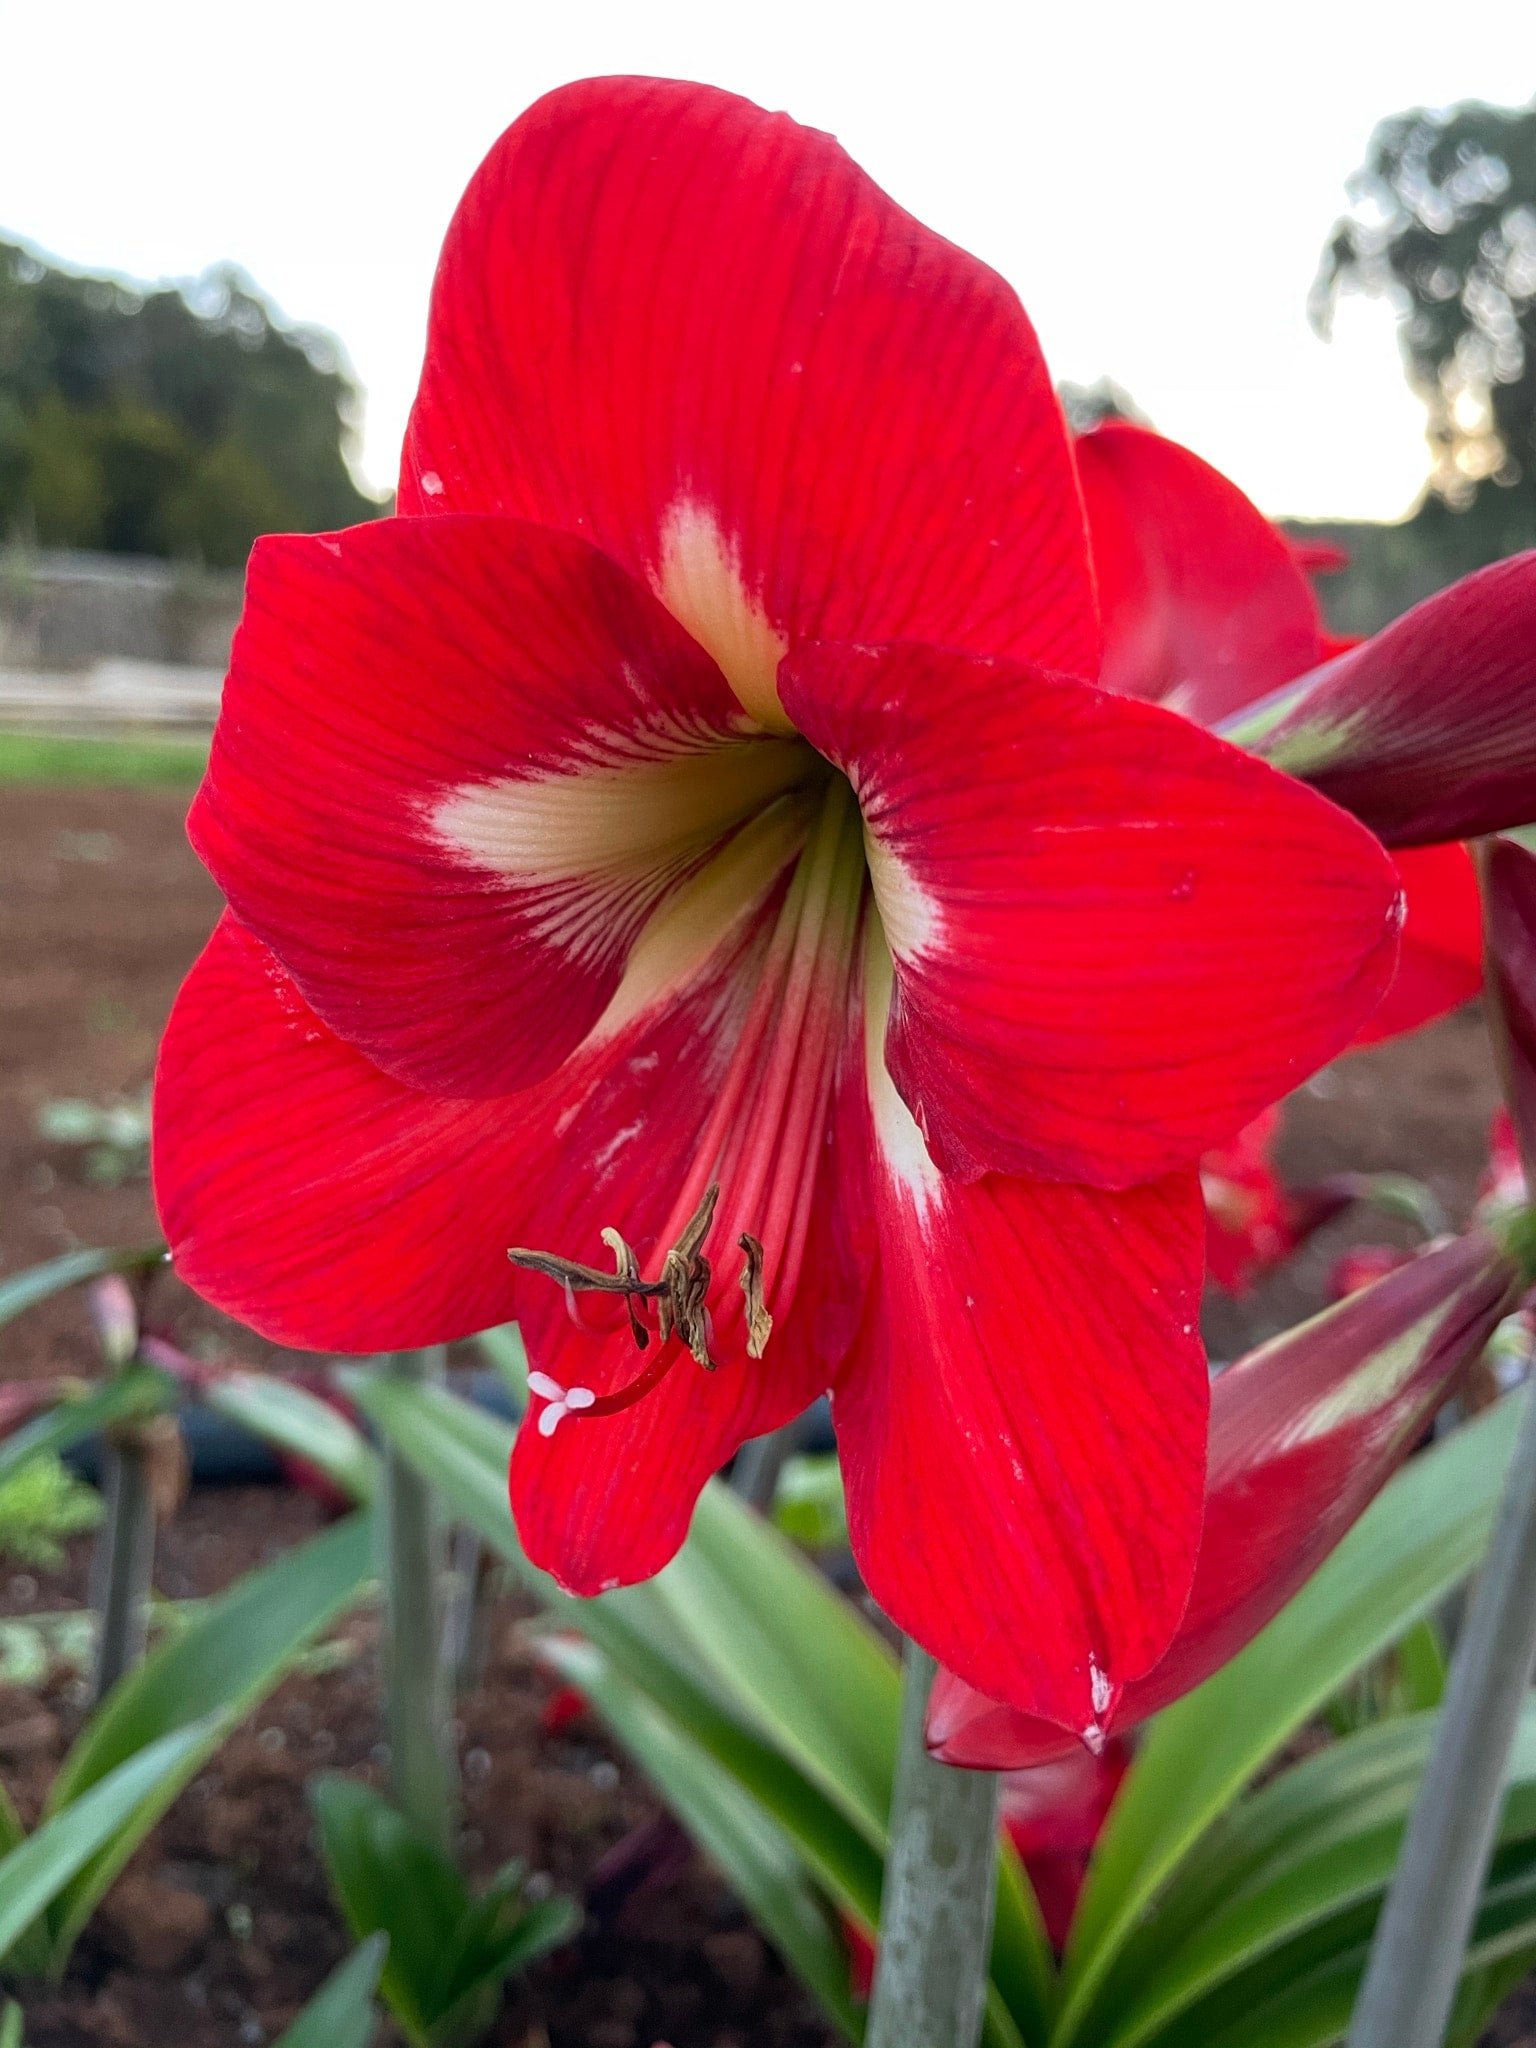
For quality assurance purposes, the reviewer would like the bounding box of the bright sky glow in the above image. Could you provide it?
[7,0,1535,519]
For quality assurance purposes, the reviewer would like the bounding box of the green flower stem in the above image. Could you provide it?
[729,1415,805,1510]
[1347,1382,1536,2048]
[88,1425,156,1701]
[866,1642,1000,2048]
[378,1348,458,1859]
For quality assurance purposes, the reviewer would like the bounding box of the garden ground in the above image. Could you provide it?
[0,777,1527,2045]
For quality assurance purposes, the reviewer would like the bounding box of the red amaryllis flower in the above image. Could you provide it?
[152,79,1402,1730]
[1200,1105,1361,1296]
[1201,1107,1295,1293]
[999,1739,1130,1949]
[929,1224,1525,1765]
[1075,420,1500,1045]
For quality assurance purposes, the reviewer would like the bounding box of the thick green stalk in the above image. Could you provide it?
[378,1349,458,1859]
[865,1643,1000,2048]
[88,1429,156,1702]
[1347,1382,1536,2048]
[730,1415,805,1510]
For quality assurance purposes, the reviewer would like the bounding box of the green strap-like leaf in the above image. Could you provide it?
[0,1367,173,1492]
[0,1722,213,1964]
[1095,1709,1536,2047]
[202,1371,377,1504]
[546,1634,867,2041]
[664,1479,901,1836]
[42,1511,374,1967]
[0,1246,163,1328]
[1057,1395,1522,2046]
[351,1371,1055,2042]
[271,1934,388,2048]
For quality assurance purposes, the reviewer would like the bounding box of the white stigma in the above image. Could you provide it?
[528,1372,597,1437]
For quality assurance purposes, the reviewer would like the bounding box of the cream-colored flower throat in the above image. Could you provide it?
[510,776,869,1437]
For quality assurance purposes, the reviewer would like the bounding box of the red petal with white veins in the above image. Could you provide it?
[1352,843,1483,1047]
[833,935,1208,1733]
[509,962,875,1593]
[191,515,812,1097]
[401,77,1097,728]
[153,839,801,1351]
[1246,553,1536,847]
[1077,422,1324,721]
[1484,835,1536,1171]
[781,640,1402,1188]
[929,1228,1520,1767]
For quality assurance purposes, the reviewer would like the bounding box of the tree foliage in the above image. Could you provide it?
[1315,98,1536,515]
[0,240,383,565]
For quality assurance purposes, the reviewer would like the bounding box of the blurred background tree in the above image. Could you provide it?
[1312,97,1536,564]
[0,242,384,566]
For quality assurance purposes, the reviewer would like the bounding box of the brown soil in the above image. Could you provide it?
[0,784,1527,2044]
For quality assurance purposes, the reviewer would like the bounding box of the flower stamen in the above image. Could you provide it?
[510,1183,771,1425]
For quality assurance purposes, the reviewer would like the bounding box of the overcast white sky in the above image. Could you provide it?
[6,0,1534,518]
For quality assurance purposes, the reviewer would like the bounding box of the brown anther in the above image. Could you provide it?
[738,1234,773,1359]
[509,1183,727,1371]
[600,1227,650,1349]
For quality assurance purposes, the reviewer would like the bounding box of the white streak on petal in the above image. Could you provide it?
[863,917,942,1219]
[863,817,944,963]
[427,732,808,972]
[654,498,794,736]
[589,794,811,1043]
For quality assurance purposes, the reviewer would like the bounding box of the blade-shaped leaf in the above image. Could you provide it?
[429,1894,581,2048]
[1095,1708,1536,2047]
[43,1511,374,1965]
[655,1479,901,1837]
[0,1722,213,1964]
[202,1369,377,1504]
[471,1325,528,1406]
[351,1371,1055,2042]
[0,1368,172,1491]
[311,1775,468,2043]
[0,1246,163,1328]
[1056,1393,1523,2046]
[272,1934,388,2048]
[1120,1840,1536,2048]
[544,1634,864,2041]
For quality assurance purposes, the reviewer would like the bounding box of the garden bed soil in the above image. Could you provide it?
[0,782,1529,2044]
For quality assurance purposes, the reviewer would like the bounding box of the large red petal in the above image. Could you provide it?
[191,515,812,1098]
[781,641,1403,1188]
[508,966,874,1593]
[1244,553,1536,846]
[1077,422,1324,722]
[1351,842,1483,1047]
[929,1227,1521,1767]
[1484,834,1536,1172]
[834,940,1208,1733]
[401,77,1097,727]
[153,879,788,1352]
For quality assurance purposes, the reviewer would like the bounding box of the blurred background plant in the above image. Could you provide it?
[0,244,383,569]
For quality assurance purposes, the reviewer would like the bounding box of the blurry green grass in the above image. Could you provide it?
[0,731,209,787]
